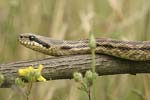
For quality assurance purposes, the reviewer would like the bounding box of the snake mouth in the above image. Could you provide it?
[19,38,42,51]
[18,33,50,49]
[18,33,52,55]
[18,33,37,47]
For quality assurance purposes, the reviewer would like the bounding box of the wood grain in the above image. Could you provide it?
[0,54,150,87]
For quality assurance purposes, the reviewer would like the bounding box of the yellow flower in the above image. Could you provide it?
[34,64,43,74]
[18,64,46,82]
[38,76,46,82]
[18,66,33,76]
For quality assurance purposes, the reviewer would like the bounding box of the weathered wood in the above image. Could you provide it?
[0,54,150,88]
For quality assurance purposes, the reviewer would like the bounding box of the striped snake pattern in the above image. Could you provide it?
[18,33,150,61]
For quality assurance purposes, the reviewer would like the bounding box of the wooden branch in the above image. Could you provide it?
[0,54,150,88]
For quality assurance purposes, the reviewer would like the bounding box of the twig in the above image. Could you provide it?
[1,54,150,88]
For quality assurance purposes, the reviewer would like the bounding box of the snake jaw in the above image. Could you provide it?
[18,33,51,54]
[19,33,49,47]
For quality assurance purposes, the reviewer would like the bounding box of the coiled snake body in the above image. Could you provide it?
[18,33,150,61]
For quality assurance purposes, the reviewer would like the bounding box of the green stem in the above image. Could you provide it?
[91,48,96,100]
[26,81,33,100]
[88,32,97,100]
[91,48,96,72]
[88,87,91,100]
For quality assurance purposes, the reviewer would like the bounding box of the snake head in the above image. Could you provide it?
[18,33,39,47]
[18,33,50,53]
[19,33,36,42]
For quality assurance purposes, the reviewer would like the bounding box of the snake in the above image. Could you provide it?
[18,33,150,61]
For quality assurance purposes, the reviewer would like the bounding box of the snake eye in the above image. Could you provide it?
[29,35,35,41]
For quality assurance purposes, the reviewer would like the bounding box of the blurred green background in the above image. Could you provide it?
[0,0,150,100]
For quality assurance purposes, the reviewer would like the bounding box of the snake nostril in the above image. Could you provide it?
[19,34,24,39]
[20,35,23,39]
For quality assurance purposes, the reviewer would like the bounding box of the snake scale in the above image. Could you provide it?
[18,33,150,61]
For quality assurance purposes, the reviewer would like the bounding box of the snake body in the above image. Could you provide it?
[18,33,150,61]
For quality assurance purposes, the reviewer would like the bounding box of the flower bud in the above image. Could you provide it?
[85,70,93,80]
[73,72,83,82]
[89,33,96,49]
[15,78,25,87]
